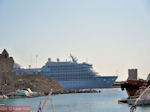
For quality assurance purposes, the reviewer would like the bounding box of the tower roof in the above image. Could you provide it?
[2,49,9,58]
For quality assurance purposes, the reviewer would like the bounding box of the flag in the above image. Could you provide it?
[37,99,42,112]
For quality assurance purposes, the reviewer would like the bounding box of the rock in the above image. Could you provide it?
[15,74,65,95]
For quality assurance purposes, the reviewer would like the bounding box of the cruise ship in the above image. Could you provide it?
[40,55,117,89]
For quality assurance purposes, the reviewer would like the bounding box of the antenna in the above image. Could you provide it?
[86,58,88,63]
[30,54,32,68]
[115,70,119,76]
[36,55,38,68]
[29,65,31,69]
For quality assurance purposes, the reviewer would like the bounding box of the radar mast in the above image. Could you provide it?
[70,54,78,63]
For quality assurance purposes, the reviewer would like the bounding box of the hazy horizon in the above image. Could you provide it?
[0,0,150,81]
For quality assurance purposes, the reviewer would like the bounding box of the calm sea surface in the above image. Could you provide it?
[1,88,150,112]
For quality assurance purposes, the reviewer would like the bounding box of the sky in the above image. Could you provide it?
[0,0,150,81]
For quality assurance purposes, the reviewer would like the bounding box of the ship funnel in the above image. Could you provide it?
[48,58,51,62]
[57,58,60,62]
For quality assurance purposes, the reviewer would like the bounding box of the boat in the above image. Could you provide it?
[127,98,150,106]
[121,79,146,96]
[40,55,117,89]
[14,55,117,90]
[127,85,150,106]
[120,69,150,108]
[121,69,148,97]
[7,88,41,98]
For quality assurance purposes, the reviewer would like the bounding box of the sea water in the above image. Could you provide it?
[0,88,150,112]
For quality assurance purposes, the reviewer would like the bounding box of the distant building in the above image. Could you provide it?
[15,68,41,75]
[128,69,137,80]
[14,63,41,75]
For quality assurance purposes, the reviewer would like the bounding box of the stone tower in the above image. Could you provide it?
[128,69,138,80]
[0,49,16,94]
